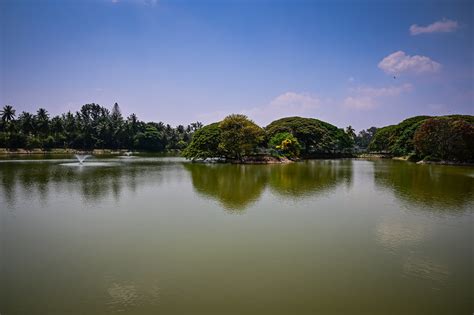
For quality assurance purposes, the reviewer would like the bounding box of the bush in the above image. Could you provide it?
[268,132,301,158]
[42,136,56,150]
[182,123,222,160]
[25,135,41,150]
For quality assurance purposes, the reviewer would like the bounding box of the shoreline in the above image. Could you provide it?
[1,148,472,166]
[0,148,134,155]
[415,159,474,166]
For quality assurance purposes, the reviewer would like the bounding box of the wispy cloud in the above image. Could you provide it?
[410,18,459,35]
[242,92,320,125]
[378,51,441,75]
[143,0,158,5]
[110,0,158,5]
[344,84,413,110]
[198,92,321,126]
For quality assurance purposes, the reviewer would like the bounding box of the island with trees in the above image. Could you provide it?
[1,104,473,164]
[183,115,354,163]
[368,115,474,164]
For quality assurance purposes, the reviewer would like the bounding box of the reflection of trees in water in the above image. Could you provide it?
[0,162,168,206]
[184,160,353,212]
[184,164,268,213]
[268,160,353,198]
[373,161,474,212]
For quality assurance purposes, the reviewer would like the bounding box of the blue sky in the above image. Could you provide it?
[1,0,472,130]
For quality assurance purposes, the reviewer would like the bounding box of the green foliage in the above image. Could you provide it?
[133,126,166,151]
[182,123,222,160]
[4,132,26,149]
[355,127,377,149]
[218,114,265,160]
[266,116,353,154]
[42,136,56,150]
[268,132,301,157]
[1,105,16,122]
[414,117,474,161]
[0,104,202,152]
[368,116,431,153]
[25,135,41,150]
[369,115,474,162]
[183,115,353,161]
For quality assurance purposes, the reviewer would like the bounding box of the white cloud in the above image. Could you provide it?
[343,96,376,110]
[111,0,158,5]
[197,92,321,126]
[242,92,320,125]
[269,92,320,111]
[410,18,459,35]
[144,0,158,5]
[351,84,413,97]
[378,51,441,75]
[344,84,413,110]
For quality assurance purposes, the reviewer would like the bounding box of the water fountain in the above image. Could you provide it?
[119,151,136,160]
[75,154,91,165]
[59,153,120,167]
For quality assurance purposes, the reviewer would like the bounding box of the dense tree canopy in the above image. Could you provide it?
[0,104,201,152]
[368,116,430,155]
[6,103,470,163]
[368,115,474,162]
[413,117,474,162]
[218,114,265,160]
[183,115,354,161]
[354,127,377,149]
[265,117,353,155]
[182,123,222,160]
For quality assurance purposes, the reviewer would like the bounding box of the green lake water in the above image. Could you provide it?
[0,157,472,314]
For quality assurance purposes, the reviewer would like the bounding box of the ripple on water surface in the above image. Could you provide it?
[59,162,120,167]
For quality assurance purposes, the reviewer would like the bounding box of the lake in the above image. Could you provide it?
[0,157,472,314]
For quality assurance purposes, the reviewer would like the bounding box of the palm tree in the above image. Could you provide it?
[345,125,356,140]
[1,105,16,122]
[18,112,35,134]
[1,105,16,148]
[36,108,50,136]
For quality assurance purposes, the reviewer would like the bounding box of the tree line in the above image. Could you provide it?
[4,104,470,163]
[0,104,202,151]
[369,115,474,162]
[183,115,357,161]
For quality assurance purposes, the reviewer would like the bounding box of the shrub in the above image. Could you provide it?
[268,132,301,158]
[182,123,222,160]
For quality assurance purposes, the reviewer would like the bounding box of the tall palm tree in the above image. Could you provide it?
[1,105,16,122]
[1,105,16,148]
[36,108,49,121]
[18,112,35,135]
[36,108,50,136]
[346,125,356,140]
